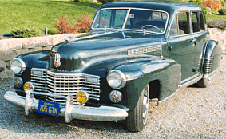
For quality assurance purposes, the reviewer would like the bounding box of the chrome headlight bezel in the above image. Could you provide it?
[107,70,126,89]
[10,58,26,74]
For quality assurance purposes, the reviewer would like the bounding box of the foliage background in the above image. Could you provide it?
[0,0,101,34]
[0,0,226,35]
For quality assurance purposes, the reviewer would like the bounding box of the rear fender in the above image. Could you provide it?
[202,40,222,77]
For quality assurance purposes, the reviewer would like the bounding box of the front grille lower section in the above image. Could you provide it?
[30,68,101,106]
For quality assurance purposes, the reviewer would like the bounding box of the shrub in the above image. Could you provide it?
[202,0,221,10]
[11,28,39,38]
[55,15,92,34]
[189,0,202,6]
[218,8,226,15]
[98,0,117,4]
[55,16,77,34]
[74,14,92,33]
[48,29,59,35]
[195,0,202,6]
[202,6,209,15]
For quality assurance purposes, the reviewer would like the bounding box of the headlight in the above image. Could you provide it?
[10,58,26,74]
[107,70,126,89]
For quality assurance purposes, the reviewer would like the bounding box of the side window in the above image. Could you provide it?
[191,11,205,33]
[152,11,167,21]
[191,11,200,32]
[169,11,190,37]
[200,11,205,30]
[178,11,190,34]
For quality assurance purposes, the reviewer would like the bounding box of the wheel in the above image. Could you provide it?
[196,77,208,88]
[126,84,149,132]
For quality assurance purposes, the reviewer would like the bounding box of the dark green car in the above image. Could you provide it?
[4,2,222,132]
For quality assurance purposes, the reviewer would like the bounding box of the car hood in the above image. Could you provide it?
[50,32,165,72]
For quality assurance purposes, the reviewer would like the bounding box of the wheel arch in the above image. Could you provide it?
[124,61,181,112]
[148,79,161,100]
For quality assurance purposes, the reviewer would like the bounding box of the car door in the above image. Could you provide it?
[167,11,195,81]
[189,10,209,73]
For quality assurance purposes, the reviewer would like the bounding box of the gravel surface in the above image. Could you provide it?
[1,54,226,138]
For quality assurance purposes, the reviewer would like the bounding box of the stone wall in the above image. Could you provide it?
[208,28,226,51]
[0,28,225,72]
[0,34,81,71]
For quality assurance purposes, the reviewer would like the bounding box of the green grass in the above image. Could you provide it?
[0,0,101,34]
[1,0,226,35]
[205,9,226,20]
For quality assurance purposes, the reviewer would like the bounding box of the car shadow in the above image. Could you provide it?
[1,99,131,135]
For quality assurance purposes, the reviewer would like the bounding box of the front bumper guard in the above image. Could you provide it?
[4,90,128,122]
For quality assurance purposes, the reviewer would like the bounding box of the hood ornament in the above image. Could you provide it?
[54,54,61,68]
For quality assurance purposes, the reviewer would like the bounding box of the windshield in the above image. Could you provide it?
[92,8,168,34]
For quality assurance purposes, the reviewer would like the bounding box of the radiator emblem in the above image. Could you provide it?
[54,54,61,68]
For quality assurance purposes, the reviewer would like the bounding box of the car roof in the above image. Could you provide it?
[99,2,201,14]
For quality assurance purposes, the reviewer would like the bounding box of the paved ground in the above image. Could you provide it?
[0,54,226,138]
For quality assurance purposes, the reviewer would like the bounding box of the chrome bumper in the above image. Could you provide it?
[4,90,128,122]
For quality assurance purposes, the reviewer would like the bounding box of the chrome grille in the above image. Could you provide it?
[30,68,101,106]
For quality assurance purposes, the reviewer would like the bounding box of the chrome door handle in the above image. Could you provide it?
[168,46,172,51]
[189,38,196,42]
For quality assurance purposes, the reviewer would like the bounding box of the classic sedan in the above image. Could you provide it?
[4,2,221,132]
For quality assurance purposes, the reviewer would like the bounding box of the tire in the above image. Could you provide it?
[126,84,149,132]
[196,77,208,88]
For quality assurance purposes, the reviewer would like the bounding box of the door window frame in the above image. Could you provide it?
[167,10,193,38]
[190,10,206,34]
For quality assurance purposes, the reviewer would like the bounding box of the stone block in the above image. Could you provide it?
[15,49,29,55]
[0,61,6,72]
[1,38,23,51]
[0,50,15,61]
[48,37,54,46]
[33,46,42,52]
[35,37,44,47]
[0,40,2,51]
[42,46,53,50]
[0,69,13,78]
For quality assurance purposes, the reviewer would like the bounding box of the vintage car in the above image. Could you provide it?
[4,2,221,132]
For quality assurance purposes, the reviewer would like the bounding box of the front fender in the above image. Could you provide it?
[114,58,181,112]
[17,50,50,69]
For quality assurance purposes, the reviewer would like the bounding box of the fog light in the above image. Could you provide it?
[109,90,122,103]
[14,77,23,88]
[76,91,89,104]
[23,82,34,91]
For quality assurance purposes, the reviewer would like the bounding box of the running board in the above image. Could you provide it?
[179,73,203,89]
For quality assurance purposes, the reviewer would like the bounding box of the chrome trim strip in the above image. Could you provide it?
[122,9,131,29]
[4,91,128,121]
[180,73,201,85]
[179,73,203,89]
[160,73,203,104]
